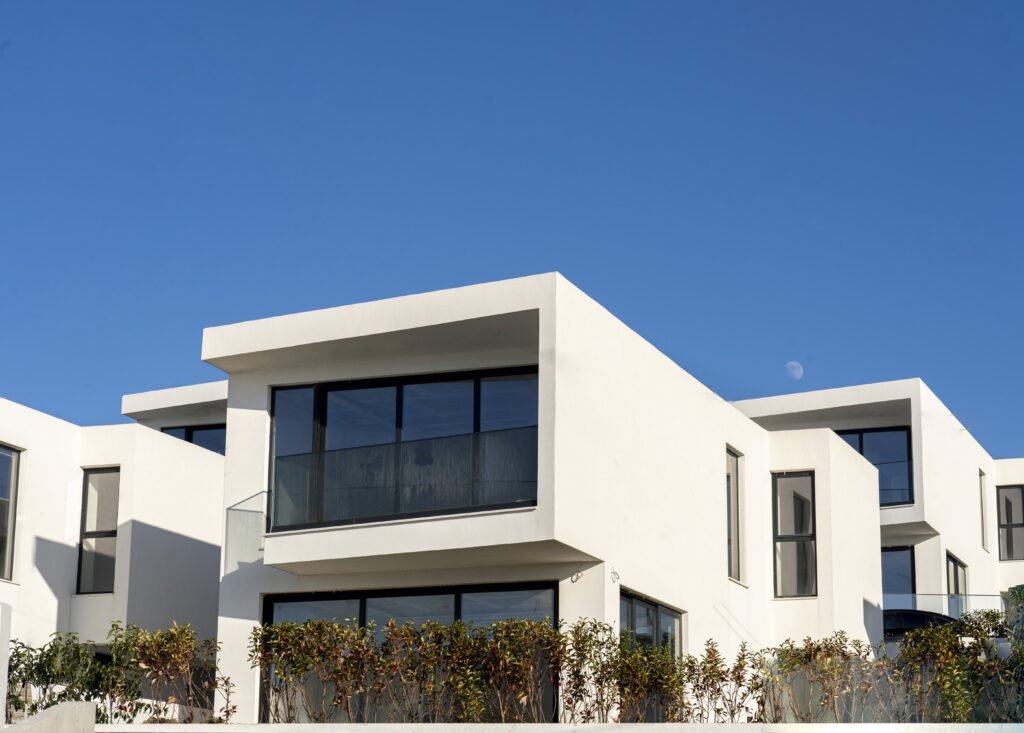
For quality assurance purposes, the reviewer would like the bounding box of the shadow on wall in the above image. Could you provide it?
[124,522,221,641]
[33,537,79,638]
[863,597,883,644]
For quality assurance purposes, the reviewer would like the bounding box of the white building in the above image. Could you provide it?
[2,272,1021,724]
[0,390,225,654]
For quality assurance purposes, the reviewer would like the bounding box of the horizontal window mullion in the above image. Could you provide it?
[82,530,117,539]
[775,534,814,542]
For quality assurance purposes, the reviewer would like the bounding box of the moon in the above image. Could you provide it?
[785,361,804,381]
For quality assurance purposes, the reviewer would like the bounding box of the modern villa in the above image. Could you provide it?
[1,273,1022,723]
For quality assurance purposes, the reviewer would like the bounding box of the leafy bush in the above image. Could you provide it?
[6,623,233,724]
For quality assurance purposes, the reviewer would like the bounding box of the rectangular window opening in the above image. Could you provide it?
[0,445,20,581]
[78,468,120,594]
[269,367,538,531]
[835,427,913,506]
[773,471,817,598]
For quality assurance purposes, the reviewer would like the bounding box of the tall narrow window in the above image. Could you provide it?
[773,471,816,598]
[78,468,120,594]
[726,449,741,581]
[881,546,915,607]
[0,445,20,581]
[979,471,988,551]
[998,485,1024,561]
[946,553,967,619]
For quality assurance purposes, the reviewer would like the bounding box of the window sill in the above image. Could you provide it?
[267,503,538,538]
[998,558,1024,564]
[773,595,817,601]
[728,577,748,590]
[0,577,18,587]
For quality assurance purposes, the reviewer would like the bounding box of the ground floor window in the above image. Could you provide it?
[261,581,557,723]
[619,590,683,658]
[264,581,556,628]
[882,546,916,601]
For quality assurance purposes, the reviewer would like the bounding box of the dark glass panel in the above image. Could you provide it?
[162,427,188,440]
[401,381,473,441]
[882,548,914,595]
[79,537,116,593]
[478,426,537,506]
[398,434,473,513]
[999,486,1024,525]
[323,387,398,522]
[84,471,119,533]
[775,539,817,596]
[658,607,682,657]
[878,462,913,505]
[479,375,538,432]
[775,474,814,536]
[1001,527,1024,561]
[326,388,396,449]
[461,588,554,627]
[862,429,910,465]
[632,599,656,647]
[272,388,316,527]
[837,432,860,452]
[365,594,455,640]
[272,599,360,625]
[191,426,226,455]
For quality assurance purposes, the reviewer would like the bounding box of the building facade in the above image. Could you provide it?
[1,273,1021,723]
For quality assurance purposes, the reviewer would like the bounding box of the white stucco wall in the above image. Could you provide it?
[210,274,887,721]
[0,398,224,652]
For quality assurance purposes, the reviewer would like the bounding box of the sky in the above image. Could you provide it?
[0,2,1021,456]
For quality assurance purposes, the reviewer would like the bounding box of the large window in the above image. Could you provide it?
[162,424,226,455]
[726,449,741,581]
[0,445,20,581]
[263,582,557,722]
[836,427,913,506]
[619,591,683,658]
[78,468,119,594]
[773,471,816,598]
[269,368,538,530]
[998,485,1024,561]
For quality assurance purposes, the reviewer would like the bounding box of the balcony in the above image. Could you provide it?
[883,593,1008,640]
[270,426,538,530]
[883,592,1006,619]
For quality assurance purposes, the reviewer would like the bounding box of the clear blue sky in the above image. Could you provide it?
[1,2,1021,456]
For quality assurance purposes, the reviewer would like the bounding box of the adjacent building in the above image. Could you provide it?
[1,273,1021,724]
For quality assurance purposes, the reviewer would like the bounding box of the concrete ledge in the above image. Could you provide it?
[11,703,95,733]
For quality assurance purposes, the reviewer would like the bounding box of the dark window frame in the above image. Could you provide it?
[881,545,916,595]
[77,467,120,595]
[619,589,684,658]
[835,426,914,507]
[772,470,817,599]
[0,443,21,582]
[261,580,559,723]
[946,552,967,595]
[161,424,227,454]
[726,448,741,582]
[998,485,1024,561]
[267,366,539,532]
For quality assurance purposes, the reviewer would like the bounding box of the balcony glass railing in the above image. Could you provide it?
[270,425,538,530]
[883,593,1006,620]
[224,491,267,573]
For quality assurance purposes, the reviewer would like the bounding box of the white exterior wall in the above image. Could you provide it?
[210,274,887,722]
[0,398,224,653]
[767,430,882,643]
[0,399,82,647]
